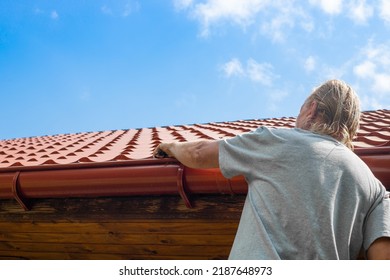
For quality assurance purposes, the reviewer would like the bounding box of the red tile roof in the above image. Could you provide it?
[0,109,389,169]
[0,109,388,209]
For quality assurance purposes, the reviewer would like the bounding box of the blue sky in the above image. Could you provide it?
[1,0,389,140]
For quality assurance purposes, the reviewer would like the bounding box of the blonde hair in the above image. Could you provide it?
[306,79,361,150]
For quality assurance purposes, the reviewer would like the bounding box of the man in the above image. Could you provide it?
[154,79,390,259]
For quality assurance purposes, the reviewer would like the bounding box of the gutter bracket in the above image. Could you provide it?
[177,165,193,208]
[12,172,30,211]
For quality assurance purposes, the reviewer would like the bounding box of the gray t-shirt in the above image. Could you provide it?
[219,127,390,259]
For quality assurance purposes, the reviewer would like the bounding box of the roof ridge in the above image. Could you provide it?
[0,108,388,142]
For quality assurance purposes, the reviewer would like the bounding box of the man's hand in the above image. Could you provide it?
[153,141,219,169]
[153,144,171,158]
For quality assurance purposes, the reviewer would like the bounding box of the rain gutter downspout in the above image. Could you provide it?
[0,159,247,211]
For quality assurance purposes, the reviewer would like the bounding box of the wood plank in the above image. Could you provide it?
[0,195,245,222]
[0,220,238,235]
[0,242,232,258]
[0,250,226,260]
[0,232,235,246]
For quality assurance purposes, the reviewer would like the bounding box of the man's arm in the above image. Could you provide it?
[153,140,219,169]
[367,237,390,260]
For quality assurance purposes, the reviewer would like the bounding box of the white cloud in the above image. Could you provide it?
[260,8,295,42]
[354,41,390,95]
[304,56,316,72]
[34,8,44,15]
[311,39,390,110]
[247,59,276,86]
[101,5,113,15]
[222,58,244,77]
[173,0,319,40]
[353,60,376,78]
[174,0,194,10]
[33,7,60,20]
[379,0,390,24]
[372,73,390,93]
[173,1,389,111]
[309,0,342,15]
[123,1,140,17]
[348,0,373,24]
[365,44,390,65]
[191,0,268,36]
[101,1,140,17]
[263,3,315,41]
[51,10,59,20]
[221,58,278,86]
[323,65,346,80]
[351,40,390,110]
[174,0,390,41]
[300,17,315,33]
[123,5,132,17]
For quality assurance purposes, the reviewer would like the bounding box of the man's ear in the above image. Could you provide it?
[307,100,318,120]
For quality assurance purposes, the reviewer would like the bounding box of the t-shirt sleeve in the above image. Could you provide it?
[219,126,269,179]
[363,191,390,250]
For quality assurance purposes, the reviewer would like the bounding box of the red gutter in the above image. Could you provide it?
[0,159,247,210]
[355,147,390,192]
[0,149,388,211]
